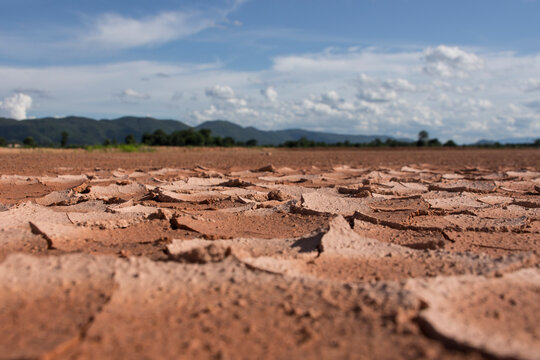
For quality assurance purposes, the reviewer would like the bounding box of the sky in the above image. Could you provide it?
[0,0,539,142]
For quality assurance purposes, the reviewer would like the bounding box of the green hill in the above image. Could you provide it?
[0,116,190,146]
[0,116,406,146]
[195,120,395,145]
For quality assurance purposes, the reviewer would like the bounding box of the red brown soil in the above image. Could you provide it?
[0,147,537,175]
[0,147,538,359]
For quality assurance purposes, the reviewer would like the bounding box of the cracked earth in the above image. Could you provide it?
[0,148,538,359]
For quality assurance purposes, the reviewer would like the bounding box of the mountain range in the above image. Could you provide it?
[474,137,538,145]
[0,116,400,146]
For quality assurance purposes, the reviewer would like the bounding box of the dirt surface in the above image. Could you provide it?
[0,147,538,359]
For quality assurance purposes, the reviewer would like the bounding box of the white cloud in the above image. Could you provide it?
[261,86,278,102]
[301,99,342,117]
[119,88,150,100]
[82,11,217,49]
[1,45,540,142]
[76,0,248,50]
[383,78,416,92]
[355,74,400,103]
[226,97,247,107]
[205,85,235,100]
[320,90,341,106]
[466,98,493,110]
[205,84,247,107]
[237,107,259,116]
[0,93,33,120]
[0,2,247,58]
[272,49,419,74]
[357,88,397,103]
[423,45,484,77]
[193,105,220,122]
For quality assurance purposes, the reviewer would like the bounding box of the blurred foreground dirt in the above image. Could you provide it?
[0,148,538,359]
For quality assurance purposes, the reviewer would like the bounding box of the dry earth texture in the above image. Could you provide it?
[0,148,538,359]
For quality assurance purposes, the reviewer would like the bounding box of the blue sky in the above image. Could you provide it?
[0,0,539,142]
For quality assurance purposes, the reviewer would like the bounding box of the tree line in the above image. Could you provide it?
[139,128,258,147]
[1,129,539,149]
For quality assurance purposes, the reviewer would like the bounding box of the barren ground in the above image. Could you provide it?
[0,147,538,359]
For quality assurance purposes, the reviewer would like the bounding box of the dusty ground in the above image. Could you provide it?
[0,147,538,359]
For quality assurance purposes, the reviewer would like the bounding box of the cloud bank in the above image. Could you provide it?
[0,45,539,142]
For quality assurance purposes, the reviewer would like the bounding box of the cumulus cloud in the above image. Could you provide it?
[296,90,380,122]
[301,99,342,117]
[261,86,278,102]
[355,74,399,103]
[465,98,493,110]
[205,85,235,100]
[434,94,493,115]
[193,104,220,122]
[119,88,150,100]
[192,103,257,124]
[205,85,246,106]
[1,44,540,142]
[357,88,397,103]
[320,91,341,106]
[383,78,416,92]
[226,98,247,106]
[0,93,33,120]
[423,45,483,77]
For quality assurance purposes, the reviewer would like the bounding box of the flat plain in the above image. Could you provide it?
[0,147,538,359]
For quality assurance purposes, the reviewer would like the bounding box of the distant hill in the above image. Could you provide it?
[0,116,405,146]
[497,137,538,144]
[0,116,190,145]
[474,139,497,145]
[474,137,539,145]
[195,120,397,145]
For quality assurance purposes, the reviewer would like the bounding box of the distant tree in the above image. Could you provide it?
[181,129,204,146]
[169,131,186,146]
[417,130,429,147]
[141,132,152,145]
[372,138,382,147]
[151,129,169,145]
[443,140,457,147]
[246,139,258,147]
[198,128,213,145]
[222,137,236,147]
[212,136,224,146]
[23,136,36,148]
[0,136,6,147]
[534,139,540,148]
[102,139,111,146]
[385,138,396,147]
[60,131,69,147]
[125,134,136,145]
[112,138,118,146]
[428,138,442,147]
[301,137,315,147]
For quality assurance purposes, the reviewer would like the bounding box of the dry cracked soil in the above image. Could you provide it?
[0,147,538,359]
